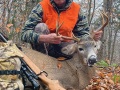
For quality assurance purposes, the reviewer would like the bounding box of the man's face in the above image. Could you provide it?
[53,0,66,7]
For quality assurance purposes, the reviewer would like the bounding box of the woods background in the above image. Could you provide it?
[0,0,120,64]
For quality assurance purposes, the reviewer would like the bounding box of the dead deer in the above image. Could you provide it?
[56,11,108,67]
[22,11,109,90]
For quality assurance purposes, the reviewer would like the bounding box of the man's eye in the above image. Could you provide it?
[79,48,84,51]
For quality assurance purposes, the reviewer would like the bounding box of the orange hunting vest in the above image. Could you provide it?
[40,0,80,37]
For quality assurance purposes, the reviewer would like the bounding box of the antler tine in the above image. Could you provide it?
[97,10,109,31]
[56,15,64,36]
[72,33,80,42]
[61,33,80,42]
[99,10,105,25]
[56,20,60,36]
[56,20,80,42]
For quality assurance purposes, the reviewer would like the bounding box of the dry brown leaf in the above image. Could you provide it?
[100,87,105,90]
[105,58,110,65]
[15,27,21,33]
[96,79,101,83]
[96,70,105,78]
[7,24,13,28]
[57,62,62,69]
[107,73,113,77]
[85,66,120,90]
[114,76,120,84]
[57,57,66,61]
[108,79,114,84]
[5,27,10,33]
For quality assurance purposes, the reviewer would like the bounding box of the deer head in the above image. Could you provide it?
[56,11,108,67]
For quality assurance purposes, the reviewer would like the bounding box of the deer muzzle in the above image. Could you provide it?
[88,55,97,67]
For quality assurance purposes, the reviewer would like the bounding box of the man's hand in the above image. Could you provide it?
[93,30,103,41]
[39,33,63,44]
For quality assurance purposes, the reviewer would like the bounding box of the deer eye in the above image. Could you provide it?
[79,48,84,51]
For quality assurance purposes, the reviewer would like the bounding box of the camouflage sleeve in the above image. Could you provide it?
[21,4,43,44]
[73,9,90,38]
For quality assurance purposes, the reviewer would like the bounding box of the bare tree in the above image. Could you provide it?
[0,0,41,43]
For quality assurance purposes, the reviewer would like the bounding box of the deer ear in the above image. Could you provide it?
[61,43,77,55]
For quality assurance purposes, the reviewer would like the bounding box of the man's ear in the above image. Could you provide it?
[61,43,77,55]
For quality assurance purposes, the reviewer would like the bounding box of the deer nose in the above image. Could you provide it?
[88,55,97,65]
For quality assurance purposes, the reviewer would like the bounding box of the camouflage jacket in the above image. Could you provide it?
[21,0,90,44]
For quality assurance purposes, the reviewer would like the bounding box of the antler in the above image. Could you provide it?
[56,20,80,42]
[96,11,109,31]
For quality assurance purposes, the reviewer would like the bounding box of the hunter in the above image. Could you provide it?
[21,0,102,59]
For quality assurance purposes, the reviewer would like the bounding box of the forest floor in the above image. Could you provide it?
[85,61,120,90]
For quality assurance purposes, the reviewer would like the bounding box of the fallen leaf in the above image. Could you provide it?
[15,27,21,33]
[57,57,66,61]
[57,62,62,69]
[96,70,105,78]
[108,79,114,84]
[7,24,13,28]
[5,27,10,33]
[105,58,110,65]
